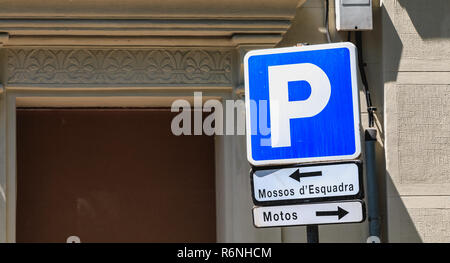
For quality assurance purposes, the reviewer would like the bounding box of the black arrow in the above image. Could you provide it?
[289,169,322,182]
[316,206,349,220]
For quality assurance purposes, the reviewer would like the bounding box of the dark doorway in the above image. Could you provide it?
[16,108,216,242]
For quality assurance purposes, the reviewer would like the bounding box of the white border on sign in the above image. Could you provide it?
[244,42,361,166]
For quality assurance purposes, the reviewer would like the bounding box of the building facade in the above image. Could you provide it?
[0,0,449,242]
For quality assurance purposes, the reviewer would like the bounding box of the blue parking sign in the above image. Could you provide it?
[244,43,361,166]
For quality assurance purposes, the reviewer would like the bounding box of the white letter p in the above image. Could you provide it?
[268,63,331,148]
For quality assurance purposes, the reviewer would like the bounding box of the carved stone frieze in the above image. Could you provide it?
[7,48,233,85]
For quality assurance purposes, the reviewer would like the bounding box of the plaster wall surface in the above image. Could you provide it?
[383,0,450,243]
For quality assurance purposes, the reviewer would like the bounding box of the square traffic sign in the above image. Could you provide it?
[244,43,361,166]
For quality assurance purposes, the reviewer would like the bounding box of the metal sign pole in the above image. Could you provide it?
[306,225,319,243]
[365,128,381,242]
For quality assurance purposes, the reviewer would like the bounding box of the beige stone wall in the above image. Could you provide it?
[383,0,450,242]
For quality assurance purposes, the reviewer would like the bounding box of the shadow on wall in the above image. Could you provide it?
[397,0,450,39]
[382,1,450,243]
[381,4,402,83]
[277,1,336,47]
[383,0,450,81]
[384,173,422,243]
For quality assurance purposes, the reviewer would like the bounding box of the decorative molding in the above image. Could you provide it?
[0,0,304,42]
[7,48,233,85]
[0,19,292,38]
[0,0,303,19]
[6,34,284,48]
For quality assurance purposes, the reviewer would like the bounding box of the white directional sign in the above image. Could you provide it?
[253,200,365,228]
[251,162,362,205]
